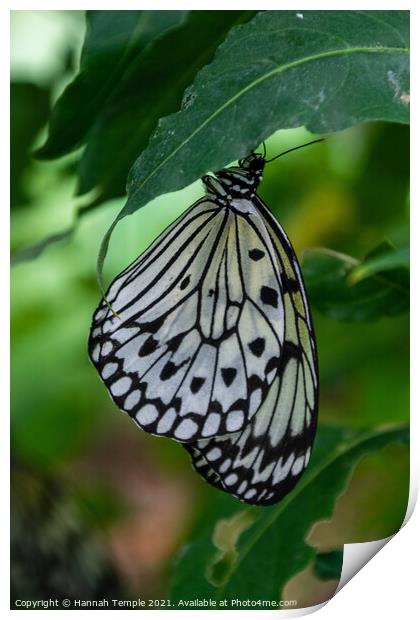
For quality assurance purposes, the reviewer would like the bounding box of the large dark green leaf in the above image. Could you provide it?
[302,242,409,321]
[77,11,255,207]
[97,10,409,283]
[37,10,254,209]
[170,424,408,608]
[36,10,188,159]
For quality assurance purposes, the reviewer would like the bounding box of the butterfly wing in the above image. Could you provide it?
[188,445,226,491]
[184,196,318,505]
[89,197,285,442]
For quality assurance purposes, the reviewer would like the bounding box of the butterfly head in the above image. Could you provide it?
[238,152,266,181]
[203,140,324,204]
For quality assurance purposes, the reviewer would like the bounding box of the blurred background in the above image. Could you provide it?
[11,11,409,606]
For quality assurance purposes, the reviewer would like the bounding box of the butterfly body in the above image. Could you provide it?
[202,153,265,205]
[89,151,318,506]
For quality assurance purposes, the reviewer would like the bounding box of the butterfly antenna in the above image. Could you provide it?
[262,141,267,159]
[265,138,324,163]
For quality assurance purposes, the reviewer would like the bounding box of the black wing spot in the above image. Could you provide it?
[281,272,299,292]
[160,361,178,381]
[221,367,237,387]
[248,248,265,261]
[139,315,165,334]
[208,289,214,297]
[139,335,159,357]
[167,332,184,352]
[248,338,265,357]
[190,376,206,394]
[260,285,278,308]
[180,275,191,290]
[265,356,279,375]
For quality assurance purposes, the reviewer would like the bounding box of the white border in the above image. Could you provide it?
[5,3,417,618]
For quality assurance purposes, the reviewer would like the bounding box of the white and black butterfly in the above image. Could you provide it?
[89,144,319,506]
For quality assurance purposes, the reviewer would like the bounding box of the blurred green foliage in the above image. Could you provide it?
[11,81,50,207]
[11,10,409,609]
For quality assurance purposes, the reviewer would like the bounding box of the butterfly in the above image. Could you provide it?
[88,141,319,506]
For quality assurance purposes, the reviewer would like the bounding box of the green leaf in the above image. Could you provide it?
[313,550,343,581]
[76,11,256,207]
[36,10,254,209]
[98,10,409,284]
[36,10,189,159]
[350,244,409,283]
[170,425,408,608]
[302,244,409,321]
[169,492,242,601]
